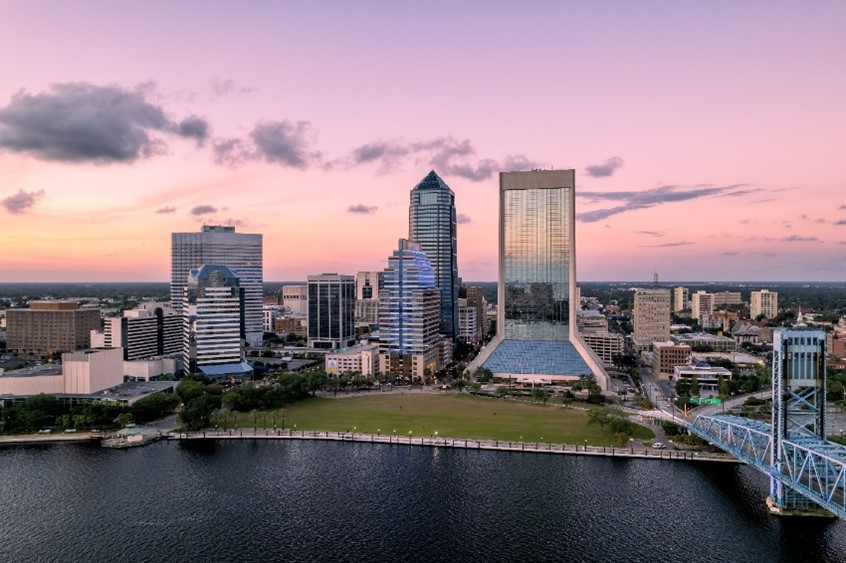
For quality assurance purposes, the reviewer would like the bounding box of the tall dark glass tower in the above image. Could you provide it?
[409,170,459,340]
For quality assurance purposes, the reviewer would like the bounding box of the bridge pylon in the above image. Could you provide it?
[769,328,833,517]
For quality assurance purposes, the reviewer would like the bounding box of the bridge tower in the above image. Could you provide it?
[768,328,828,514]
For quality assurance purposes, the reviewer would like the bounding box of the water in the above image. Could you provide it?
[1,440,844,562]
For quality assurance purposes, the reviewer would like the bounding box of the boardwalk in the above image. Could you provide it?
[169,429,739,463]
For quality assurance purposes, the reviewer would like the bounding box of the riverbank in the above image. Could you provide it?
[0,433,100,446]
[169,428,739,463]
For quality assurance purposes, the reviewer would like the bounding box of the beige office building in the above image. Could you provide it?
[633,288,671,349]
[712,291,742,307]
[6,301,100,355]
[652,341,692,379]
[751,289,778,319]
[673,286,689,313]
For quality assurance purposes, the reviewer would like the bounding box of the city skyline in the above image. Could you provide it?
[2,2,845,282]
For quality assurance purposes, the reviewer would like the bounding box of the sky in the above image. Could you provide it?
[1,1,845,282]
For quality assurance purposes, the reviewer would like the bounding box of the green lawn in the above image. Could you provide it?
[217,393,653,446]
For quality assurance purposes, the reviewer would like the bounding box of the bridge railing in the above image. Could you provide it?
[690,415,773,471]
[779,437,846,519]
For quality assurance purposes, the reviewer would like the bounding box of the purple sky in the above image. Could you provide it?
[1,1,845,281]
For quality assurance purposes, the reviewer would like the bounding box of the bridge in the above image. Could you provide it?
[681,329,846,519]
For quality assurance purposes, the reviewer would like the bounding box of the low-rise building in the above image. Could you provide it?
[580,331,624,366]
[6,301,100,355]
[325,343,379,376]
[652,341,692,379]
[673,364,733,394]
[0,347,124,397]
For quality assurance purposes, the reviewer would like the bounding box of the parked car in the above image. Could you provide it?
[653,442,667,449]
[38,429,51,434]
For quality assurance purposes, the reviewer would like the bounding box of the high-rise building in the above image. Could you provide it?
[307,274,355,349]
[183,265,249,378]
[633,288,671,348]
[171,225,263,346]
[458,299,479,344]
[6,301,100,355]
[690,291,715,323]
[355,271,382,326]
[96,304,181,361]
[751,289,779,319]
[673,286,689,313]
[409,171,459,340]
[713,291,742,307]
[378,239,442,379]
[281,285,308,317]
[467,170,607,388]
[465,286,489,340]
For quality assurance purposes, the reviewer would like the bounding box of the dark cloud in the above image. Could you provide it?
[577,184,753,223]
[639,241,694,248]
[347,204,378,214]
[346,136,541,181]
[585,156,624,178]
[841,204,846,210]
[0,82,210,164]
[456,213,472,224]
[191,205,217,215]
[213,120,319,168]
[156,206,176,214]
[782,235,820,242]
[637,230,664,237]
[835,219,846,226]
[1,189,44,214]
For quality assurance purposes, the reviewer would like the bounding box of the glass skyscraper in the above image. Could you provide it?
[307,273,356,349]
[409,170,459,341]
[468,170,607,388]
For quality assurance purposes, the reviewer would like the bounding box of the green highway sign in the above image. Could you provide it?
[689,397,722,405]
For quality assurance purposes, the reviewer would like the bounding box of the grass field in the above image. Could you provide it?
[220,393,654,446]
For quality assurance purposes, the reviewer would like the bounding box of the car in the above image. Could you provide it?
[38,429,51,434]
[653,442,667,449]
[64,428,77,433]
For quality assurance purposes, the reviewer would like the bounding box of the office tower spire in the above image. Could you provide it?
[409,170,459,340]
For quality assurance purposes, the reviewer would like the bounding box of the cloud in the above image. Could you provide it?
[0,82,210,164]
[191,205,217,215]
[576,183,754,223]
[347,204,378,214]
[214,120,320,168]
[456,213,472,224]
[782,235,820,242]
[209,78,257,98]
[835,219,846,226]
[841,204,846,210]
[1,189,44,214]
[585,156,624,178]
[345,136,541,181]
[637,230,664,237]
[638,241,694,248]
[156,206,176,214]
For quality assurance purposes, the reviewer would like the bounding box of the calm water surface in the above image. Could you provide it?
[1,440,844,562]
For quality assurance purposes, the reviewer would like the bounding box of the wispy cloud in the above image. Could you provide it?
[835,219,846,226]
[0,82,210,164]
[343,137,541,181]
[639,241,694,248]
[585,156,624,178]
[191,205,217,215]
[456,213,472,224]
[638,230,664,237]
[782,235,821,242]
[577,184,755,223]
[214,120,321,168]
[209,78,257,99]
[347,204,378,214]
[1,189,45,214]
[156,206,176,214]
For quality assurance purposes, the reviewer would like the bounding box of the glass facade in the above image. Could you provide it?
[409,171,459,340]
[501,173,572,341]
[307,274,355,349]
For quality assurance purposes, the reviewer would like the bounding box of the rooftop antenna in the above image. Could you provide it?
[653,271,659,288]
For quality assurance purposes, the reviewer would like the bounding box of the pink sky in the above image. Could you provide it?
[1,2,845,282]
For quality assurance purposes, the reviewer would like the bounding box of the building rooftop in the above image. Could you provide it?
[481,339,592,377]
[91,380,177,403]
[0,363,62,378]
[673,332,735,343]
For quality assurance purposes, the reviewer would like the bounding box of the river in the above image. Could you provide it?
[1,440,844,562]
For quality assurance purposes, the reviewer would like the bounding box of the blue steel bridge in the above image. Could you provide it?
[681,329,846,518]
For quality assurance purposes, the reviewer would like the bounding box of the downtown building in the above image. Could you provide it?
[171,225,263,346]
[378,239,443,380]
[307,274,356,349]
[6,301,100,355]
[409,171,459,341]
[673,286,689,313]
[182,265,251,379]
[467,170,607,388]
[633,288,671,350]
[355,271,382,327]
[91,302,182,361]
[751,289,779,320]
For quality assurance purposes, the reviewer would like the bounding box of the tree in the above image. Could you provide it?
[474,368,494,383]
[177,380,205,404]
[115,413,134,427]
[179,394,221,431]
[689,375,700,397]
[532,387,550,404]
[495,385,508,398]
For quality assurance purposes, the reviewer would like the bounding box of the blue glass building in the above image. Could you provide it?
[409,171,459,341]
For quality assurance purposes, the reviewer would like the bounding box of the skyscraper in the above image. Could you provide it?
[171,225,263,347]
[633,288,672,348]
[183,265,250,379]
[409,171,458,340]
[378,239,442,379]
[307,273,355,349]
[468,170,607,388]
